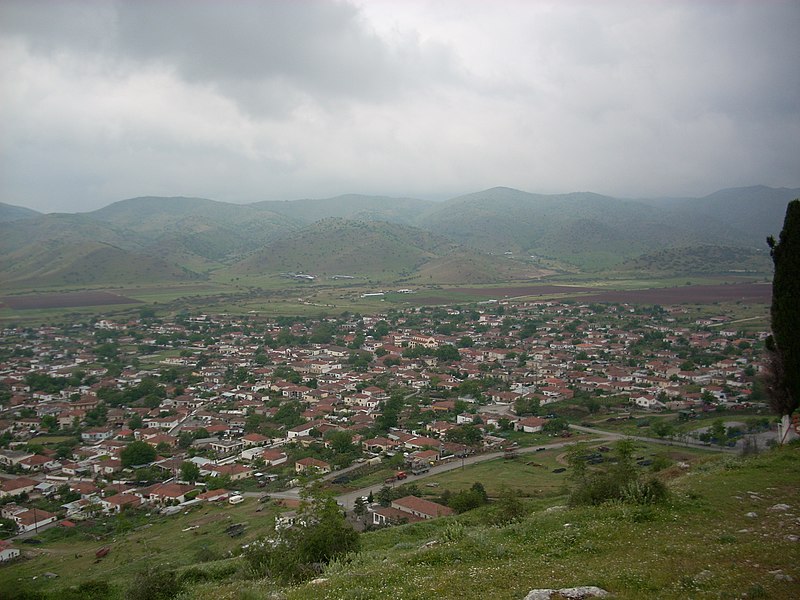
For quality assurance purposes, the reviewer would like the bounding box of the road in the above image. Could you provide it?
[252,432,616,508]
[252,423,737,510]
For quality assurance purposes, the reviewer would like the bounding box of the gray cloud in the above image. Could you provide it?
[0,0,798,212]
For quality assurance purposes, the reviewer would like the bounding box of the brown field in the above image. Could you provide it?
[581,282,771,304]
[408,284,594,304]
[409,282,770,306]
[1,291,143,309]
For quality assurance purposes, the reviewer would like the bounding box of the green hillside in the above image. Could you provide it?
[254,193,434,225]
[1,241,201,287]
[2,186,797,289]
[233,218,453,278]
[88,196,302,261]
[614,245,774,276]
[8,443,798,599]
[0,201,41,222]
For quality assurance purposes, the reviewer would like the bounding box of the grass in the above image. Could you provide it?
[5,444,797,599]
[0,497,281,597]
[282,445,800,600]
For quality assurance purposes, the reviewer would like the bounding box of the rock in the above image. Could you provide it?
[785,535,799,542]
[309,577,328,585]
[768,503,791,512]
[745,512,758,518]
[523,586,609,599]
[545,505,568,513]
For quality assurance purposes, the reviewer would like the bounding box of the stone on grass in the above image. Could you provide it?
[523,586,609,599]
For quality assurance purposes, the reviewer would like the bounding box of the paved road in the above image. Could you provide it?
[252,432,617,508]
[568,423,739,454]
[251,423,739,509]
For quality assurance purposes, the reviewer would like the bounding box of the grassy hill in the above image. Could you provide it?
[417,186,799,271]
[7,444,798,599]
[0,201,41,222]
[613,245,773,277]
[88,196,302,262]
[1,241,201,287]
[201,445,800,600]
[3,186,797,289]
[255,193,435,225]
[232,218,529,282]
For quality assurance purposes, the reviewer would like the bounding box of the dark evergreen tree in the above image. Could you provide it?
[766,199,800,416]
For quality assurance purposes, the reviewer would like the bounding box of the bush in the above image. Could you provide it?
[126,566,182,600]
[245,492,360,584]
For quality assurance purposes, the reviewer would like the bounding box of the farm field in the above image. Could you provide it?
[0,291,142,310]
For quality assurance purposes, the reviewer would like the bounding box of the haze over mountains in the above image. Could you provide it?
[1,185,796,288]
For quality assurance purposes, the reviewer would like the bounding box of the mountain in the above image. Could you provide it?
[87,196,302,261]
[2,186,796,289]
[254,194,434,225]
[232,218,537,282]
[0,202,42,222]
[415,185,799,270]
[0,213,201,287]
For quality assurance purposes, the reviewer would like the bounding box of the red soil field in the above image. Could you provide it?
[580,282,772,304]
[1,291,143,310]
[411,282,770,306]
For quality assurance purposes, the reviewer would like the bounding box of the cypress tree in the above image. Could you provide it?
[766,199,800,416]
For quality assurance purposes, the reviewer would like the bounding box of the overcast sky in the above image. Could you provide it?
[1,0,798,213]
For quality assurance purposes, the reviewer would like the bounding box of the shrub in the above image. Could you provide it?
[244,491,360,584]
[126,566,182,600]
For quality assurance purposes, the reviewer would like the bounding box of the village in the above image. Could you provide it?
[0,298,770,562]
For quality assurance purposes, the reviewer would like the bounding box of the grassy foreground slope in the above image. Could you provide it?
[197,446,798,600]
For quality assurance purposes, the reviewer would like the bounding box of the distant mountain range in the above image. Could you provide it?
[1,185,797,288]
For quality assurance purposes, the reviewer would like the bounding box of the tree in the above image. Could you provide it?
[245,491,359,583]
[434,344,461,363]
[120,440,157,468]
[766,199,800,417]
[353,496,368,521]
[180,461,201,482]
[495,486,525,523]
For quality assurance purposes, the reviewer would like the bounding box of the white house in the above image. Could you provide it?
[0,540,20,562]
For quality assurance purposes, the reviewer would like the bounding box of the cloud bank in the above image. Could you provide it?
[1,0,798,212]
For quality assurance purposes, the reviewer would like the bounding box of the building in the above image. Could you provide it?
[0,540,20,562]
[391,495,454,520]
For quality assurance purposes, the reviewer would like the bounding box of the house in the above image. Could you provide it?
[515,417,546,433]
[258,449,289,467]
[5,507,58,533]
[136,482,195,505]
[81,428,115,442]
[242,433,270,447]
[287,421,325,439]
[197,489,229,502]
[0,540,20,562]
[0,476,39,498]
[99,493,142,513]
[391,495,454,520]
[361,436,400,453]
[372,505,424,526]
[209,439,243,455]
[0,450,34,467]
[294,457,331,474]
[206,463,252,481]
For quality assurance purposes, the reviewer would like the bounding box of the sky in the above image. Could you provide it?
[1,0,799,213]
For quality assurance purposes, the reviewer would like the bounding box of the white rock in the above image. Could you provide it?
[768,503,791,511]
[523,586,609,600]
[745,512,758,518]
